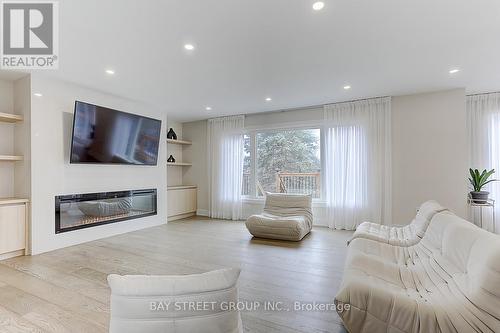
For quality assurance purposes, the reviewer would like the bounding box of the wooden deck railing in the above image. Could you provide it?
[242,172,321,198]
[276,172,321,198]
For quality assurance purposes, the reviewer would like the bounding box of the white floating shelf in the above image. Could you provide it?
[167,139,192,145]
[167,185,197,190]
[0,198,29,205]
[0,155,23,161]
[0,112,23,123]
[167,162,192,166]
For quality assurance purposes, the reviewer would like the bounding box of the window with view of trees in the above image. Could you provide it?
[242,134,252,196]
[242,128,321,198]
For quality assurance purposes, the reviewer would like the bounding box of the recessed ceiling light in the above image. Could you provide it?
[449,68,460,74]
[105,69,115,75]
[343,85,351,90]
[33,93,42,97]
[265,97,272,102]
[312,1,325,11]
[184,44,195,51]
[205,106,212,111]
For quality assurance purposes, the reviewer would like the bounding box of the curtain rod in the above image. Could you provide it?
[207,95,390,121]
[466,91,500,97]
[241,95,391,117]
[326,95,391,105]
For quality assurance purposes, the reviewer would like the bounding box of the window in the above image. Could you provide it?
[243,128,321,198]
[242,134,252,196]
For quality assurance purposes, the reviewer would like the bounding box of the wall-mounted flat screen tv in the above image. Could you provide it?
[70,101,162,165]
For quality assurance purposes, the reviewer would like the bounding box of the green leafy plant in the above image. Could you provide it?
[468,168,497,192]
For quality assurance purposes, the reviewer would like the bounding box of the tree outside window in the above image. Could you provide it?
[242,128,321,198]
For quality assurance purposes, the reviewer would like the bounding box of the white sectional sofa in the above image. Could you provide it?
[349,200,447,246]
[335,208,500,333]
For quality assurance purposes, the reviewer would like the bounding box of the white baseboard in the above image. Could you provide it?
[168,212,196,221]
[0,249,24,260]
[196,209,209,217]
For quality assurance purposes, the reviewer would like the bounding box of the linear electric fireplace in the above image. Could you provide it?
[55,189,157,233]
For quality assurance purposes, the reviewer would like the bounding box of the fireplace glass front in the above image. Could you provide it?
[55,189,157,233]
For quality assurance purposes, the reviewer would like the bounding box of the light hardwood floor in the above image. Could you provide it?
[0,217,352,333]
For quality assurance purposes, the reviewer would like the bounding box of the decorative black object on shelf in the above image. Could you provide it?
[167,155,176,163]
[167,128,177,140]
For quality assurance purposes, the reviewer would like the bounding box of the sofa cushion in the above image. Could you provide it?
[245,213,310,241]
[107,268,242,333]
[412,200,448,237]
[264,192,312,209]
[350,200,447,246]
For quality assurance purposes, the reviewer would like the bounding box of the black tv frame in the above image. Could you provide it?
[69,100,162,166]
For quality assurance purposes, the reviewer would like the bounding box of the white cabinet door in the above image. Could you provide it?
[167,188,197,217]
[0,204,26,254]
[167,191,181,217]
[183,189,197,213]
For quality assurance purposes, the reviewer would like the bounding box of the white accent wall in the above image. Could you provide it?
[183,88,469,226]
[392,88,467,223]
[29,75,167,255]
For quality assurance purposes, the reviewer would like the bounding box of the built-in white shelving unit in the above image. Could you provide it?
[167,137,193,167]
[0,108,29,259]
[0,113,25,162]
[167,131,197,221]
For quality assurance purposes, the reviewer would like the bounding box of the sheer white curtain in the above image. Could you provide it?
[467,92,500,232]
[324,97,391,230]
[207,115,245,220]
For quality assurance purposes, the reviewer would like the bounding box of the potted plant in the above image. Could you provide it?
[468,168,497,203]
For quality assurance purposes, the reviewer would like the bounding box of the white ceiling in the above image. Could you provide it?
[9,0,500,122]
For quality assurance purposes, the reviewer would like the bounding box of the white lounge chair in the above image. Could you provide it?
[245,193,313,241]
